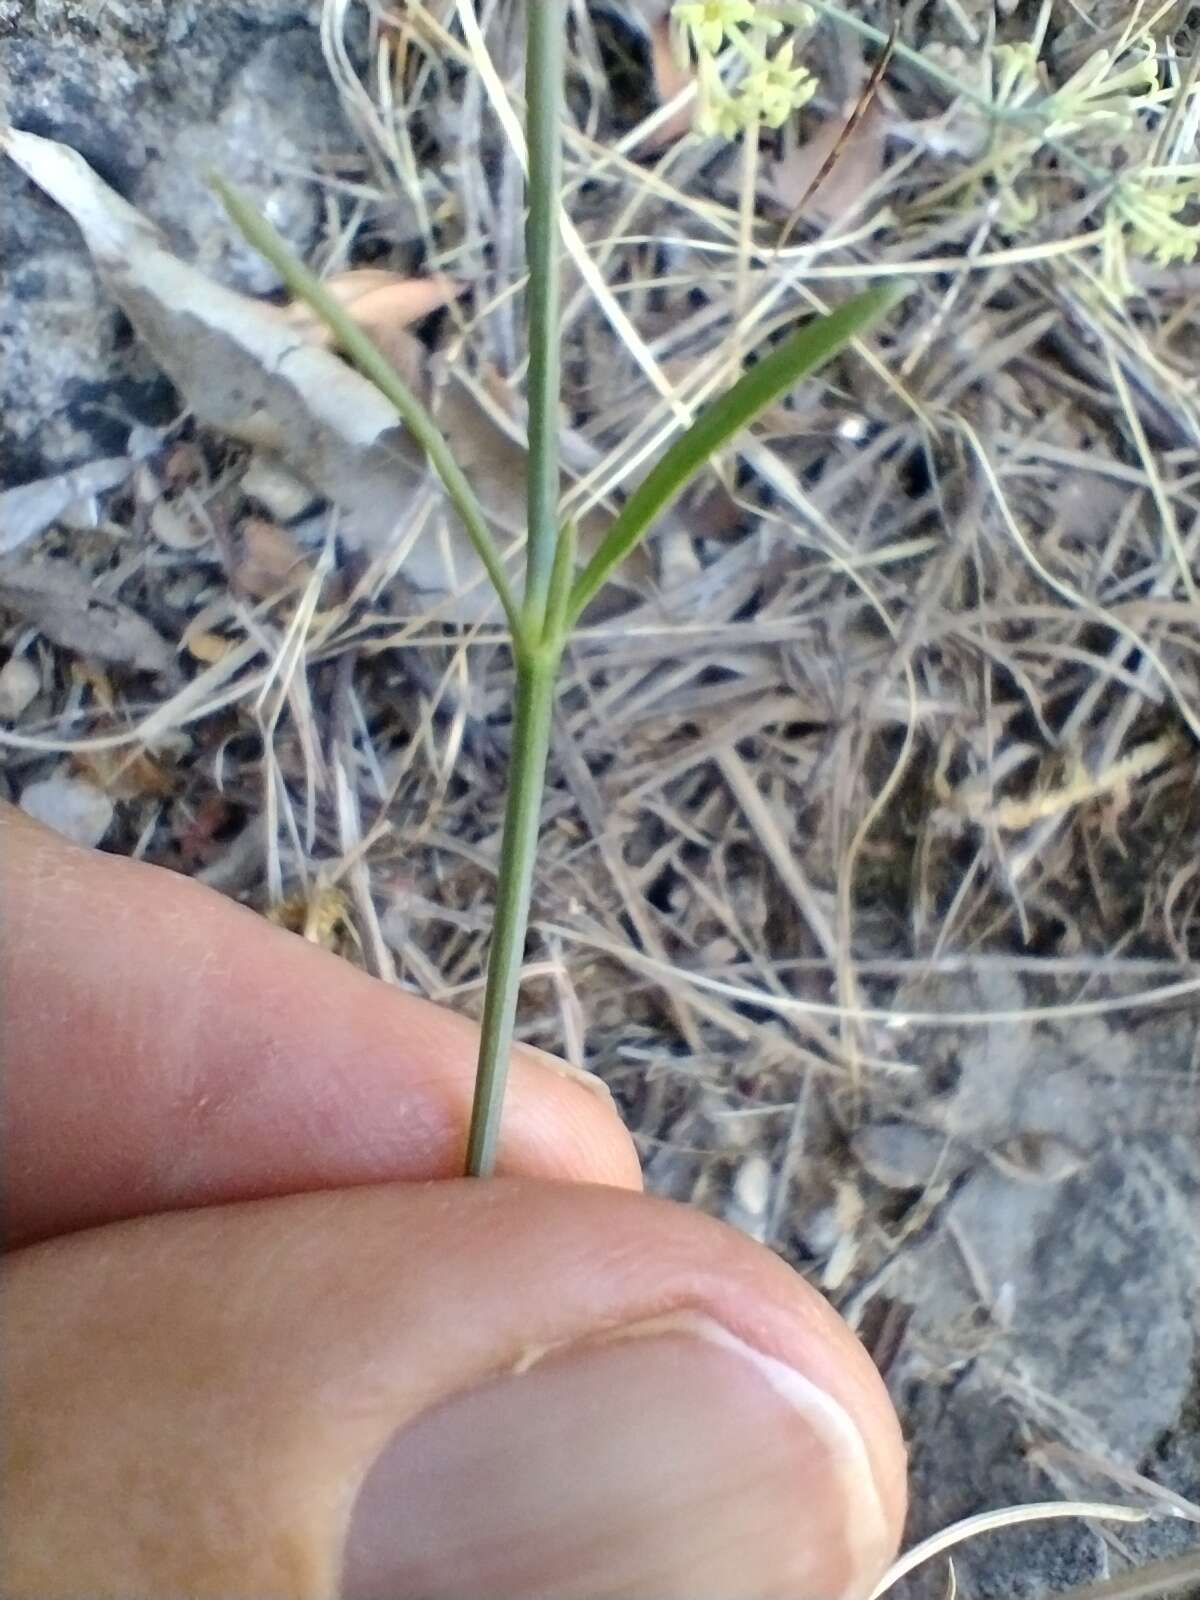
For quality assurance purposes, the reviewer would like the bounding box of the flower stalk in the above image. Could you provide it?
[216,0,905,1184]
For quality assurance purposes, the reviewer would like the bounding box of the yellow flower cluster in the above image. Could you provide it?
[991,34,1163,144]
[1105,167,1200,295]
[672,1,818,137]
[953,27,1196,297]
[1042,35,1199,295]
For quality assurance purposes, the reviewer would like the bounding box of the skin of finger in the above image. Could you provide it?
[0,806,640,1246]
[1,1178,906,1599]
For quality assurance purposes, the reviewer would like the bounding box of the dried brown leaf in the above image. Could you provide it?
[284,269,460,371]
[234,516,312,599]
[769,97,888,225]
[0,561,175,674]
[184,631,235,665]
[3,130,646,621]
[76,747,178,800]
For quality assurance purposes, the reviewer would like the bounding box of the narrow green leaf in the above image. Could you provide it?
[211,174,525,642]
[566,280,911,626]
[542,518,578,649]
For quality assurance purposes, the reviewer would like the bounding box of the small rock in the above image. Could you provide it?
[20,770,115,847]
[0,655,40,719]
[0,4,360,486]
[134,29,351,297]
[241,457,319,523]
[852,1120,947,1190]
[732,1153,770,1218]
[149,495,209,552]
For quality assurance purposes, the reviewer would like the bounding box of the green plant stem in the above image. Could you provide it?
[464,643,560,1177]
[211,175,524,641]
[464,0,568,1177]
[543,517,578,645]
[522,0,566,631]
[214,11,910,1185]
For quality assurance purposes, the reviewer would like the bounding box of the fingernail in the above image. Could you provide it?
[514,1041,618,1113]
[341,1311,891,1600]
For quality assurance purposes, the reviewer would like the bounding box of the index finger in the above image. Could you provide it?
[1,806,641,1247]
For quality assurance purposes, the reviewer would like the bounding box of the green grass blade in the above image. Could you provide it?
[542,519,578,646]
[564,281,911,628]
[211,174,525,642]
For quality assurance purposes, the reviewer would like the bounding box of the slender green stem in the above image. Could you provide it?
[215,8,908,1185]
[211,175,524,642]
[464,0,570,1176]
[522,0,566,631]
[465,645,560,1177]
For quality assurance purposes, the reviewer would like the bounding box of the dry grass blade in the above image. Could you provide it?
[1046,1551,1200,1600]
[870,1503,1151,1599]
[538,923,1200,1027]
[775,20,899,254]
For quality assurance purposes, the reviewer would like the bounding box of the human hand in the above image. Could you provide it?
[1,804,905,1599]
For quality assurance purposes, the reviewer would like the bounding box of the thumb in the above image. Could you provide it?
[3,1179,905,1600]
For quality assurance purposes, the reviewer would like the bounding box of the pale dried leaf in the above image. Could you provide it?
[1,129,506,615]
[2,130,649,621]
[0,457,136,555]
[0,561,175,674]
[20,770,115,847]
[0,656,41,720]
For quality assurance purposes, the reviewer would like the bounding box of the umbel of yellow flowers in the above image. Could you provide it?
[671,1,819,136]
